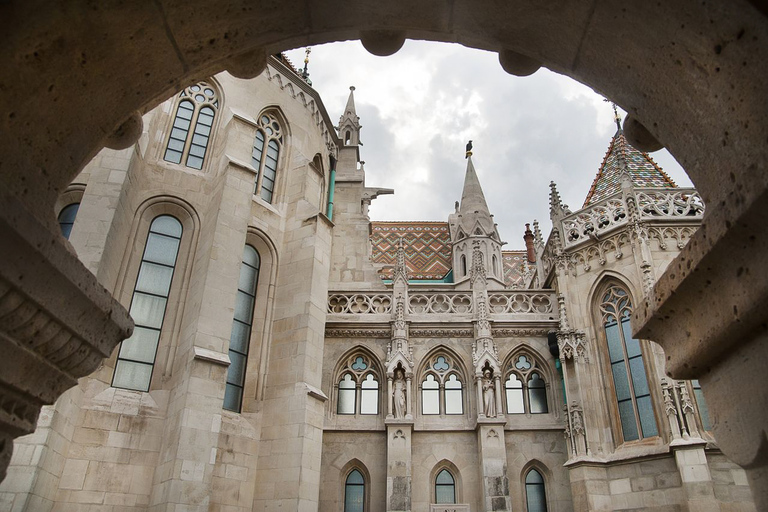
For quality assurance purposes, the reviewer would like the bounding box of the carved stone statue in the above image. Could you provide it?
[482,369,496,417]
[393,368,406,419]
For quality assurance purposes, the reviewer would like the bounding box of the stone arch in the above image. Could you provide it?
[430,459,463,504]
[243,227,279,403]
[417,345,470,385]
[520,459,552,512]
[339,458,372,511]
[105,195,201,390]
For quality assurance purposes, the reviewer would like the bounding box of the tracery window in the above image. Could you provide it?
[505,354,548,414]
[524,469,547,512]
[252,112,283,203]
[421,355,464,415]
[163,82,219,170]
[223,244,261,412]
[434,469,456,504]
[344,469,365,512]
[57,203,80,239]
[113,215,182,391]
[599,284,658,442]
[336,355,380,415]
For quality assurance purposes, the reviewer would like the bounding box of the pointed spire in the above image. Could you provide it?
[344,86,357,116]
[549,181,565,220]
[583,118,677,208]
[459,156,491,218]
[338,86,361,146]
[533,220,543,247]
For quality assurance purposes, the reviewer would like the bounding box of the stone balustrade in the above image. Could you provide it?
[561,188,703,248]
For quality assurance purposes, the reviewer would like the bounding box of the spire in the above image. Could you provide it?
[300,47,312,86]
[582,120,677,208]
[459,156,491,218]
[338,86,361,146]
[344,86,357,116]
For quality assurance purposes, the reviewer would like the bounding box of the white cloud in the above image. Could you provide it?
[285,41,691,249]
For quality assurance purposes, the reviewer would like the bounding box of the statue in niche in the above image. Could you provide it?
[393,368,406,419]
[482,369,496,417]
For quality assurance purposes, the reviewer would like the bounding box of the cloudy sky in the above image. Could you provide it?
[285,41,691,250]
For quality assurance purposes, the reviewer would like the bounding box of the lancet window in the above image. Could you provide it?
[57,203,80,239]
[252,112,283,203]
[524,469,548,512]
[421,355,464,415]
[163,82,219,170]
[223,244,261,412]
[336,355,380,415]
[113,215,182,391]
[344,469,365,512]
[599,284,658,442]
[505,354,548,414]
[434,469,456,504]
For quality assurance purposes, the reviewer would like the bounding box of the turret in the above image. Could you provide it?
[449,153,506,289]
[338,86,361,146]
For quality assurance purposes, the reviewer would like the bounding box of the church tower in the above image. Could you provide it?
[449,154,506,289]
[338,85,361,146]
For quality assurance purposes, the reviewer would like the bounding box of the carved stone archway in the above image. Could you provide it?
[0,0,766,505]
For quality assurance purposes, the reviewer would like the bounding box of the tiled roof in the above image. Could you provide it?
[371,222,452,280]
[583,129,677,207]
[502,251,530,288]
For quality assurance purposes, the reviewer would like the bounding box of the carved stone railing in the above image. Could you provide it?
[327,293,393,314]
[561,188,703,248]
[408,292,473,315]
[327,290,557,322]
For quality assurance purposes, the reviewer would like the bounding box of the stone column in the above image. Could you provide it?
[405,374,413,419]
[493,375,503,416]
[387,375,394,418]
[672,444,719,512]
[386,420,413,512]
[476,418,510,512]
[475,375,484,418]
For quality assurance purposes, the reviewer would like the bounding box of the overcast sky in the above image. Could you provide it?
[285,41,691,250]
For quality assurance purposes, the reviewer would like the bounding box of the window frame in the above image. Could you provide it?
[343,468,366,512]
[163,82,220,170]
[57,202,81,240]
[597,283,659,444]
[419,354,465,417]
[334,353,381,417]
[112,214,183,392]
[434,468,457,505]
[504,353,550,415]
[524,468,548,512]
[223,244,261,413]
[252,111,284,204]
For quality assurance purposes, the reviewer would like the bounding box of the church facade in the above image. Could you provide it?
[0,55,756,512]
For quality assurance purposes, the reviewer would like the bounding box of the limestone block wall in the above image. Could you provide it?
[504,431,571,512]
[319,432,387,512]
[603,456,685,511]
[707,452,756,510]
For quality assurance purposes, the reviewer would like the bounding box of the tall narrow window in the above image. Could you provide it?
[113,215,182,391]
[460,255,467,277]
[505,354,549,414]
[525,469,547,512]
[344,469,365,512]
[600,285,658,441]
[224,245,260,412]
[335,354,380,416]
[435,469,456,504]
[421,355,464,416]
[57,203,80,239]
[164,83,219,170]
[252,112,283,204]
[691,380,711,431]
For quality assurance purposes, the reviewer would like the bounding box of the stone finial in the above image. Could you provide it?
[549,181,565,220]
[557,294,570,331]
[533,220,543,246]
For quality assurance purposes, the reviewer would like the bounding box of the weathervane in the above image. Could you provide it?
[301,47,312,85]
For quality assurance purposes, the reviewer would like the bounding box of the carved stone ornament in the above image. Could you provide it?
[325,328,391,338]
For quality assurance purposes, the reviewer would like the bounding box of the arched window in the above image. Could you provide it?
[335,354,380,416]
[460,255,467,277]
[344,469,365,512]
[599,284,658,441]
[691,380,711,431]
[113,215,182,391]
[505,354,548,414]
[421,355,464,416]
[492,254,499,276]
[224,245,260,412]
[57,203,80,239]
[252,112,283,203]
[435,469,456,504]
[525,469,547,512]
[163,82,219,170]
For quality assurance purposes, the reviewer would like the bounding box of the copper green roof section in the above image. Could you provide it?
[582,129,677,208]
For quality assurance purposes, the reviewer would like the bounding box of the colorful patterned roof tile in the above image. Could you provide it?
[502,251,530,289]
[371,222,452,280]
[583,129,677,207]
